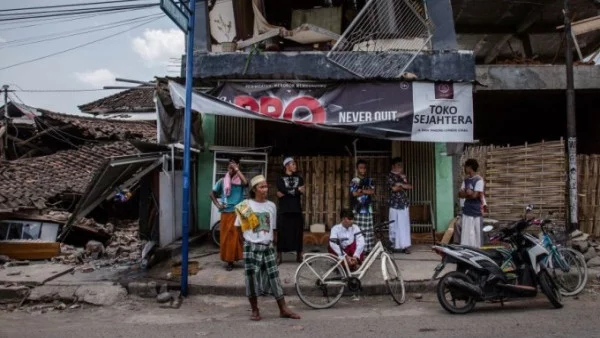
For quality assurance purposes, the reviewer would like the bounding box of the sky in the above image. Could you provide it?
[0,0,184,114]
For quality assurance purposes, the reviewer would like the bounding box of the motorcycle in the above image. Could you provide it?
[431,205,563,314]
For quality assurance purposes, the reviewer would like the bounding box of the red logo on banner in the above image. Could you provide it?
[233,95,326,124]
[434,82,454,99]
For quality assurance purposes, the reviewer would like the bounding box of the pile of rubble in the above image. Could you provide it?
[53,218,145,272]
[570,230,600,268]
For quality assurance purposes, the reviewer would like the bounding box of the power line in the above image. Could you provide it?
[0,3,158,22]
[8,92,25,105]
[0,7,152,29]
[0,13,164,49]
[15,89,116,93]
[0,0,151,12]
[0,16,162,71]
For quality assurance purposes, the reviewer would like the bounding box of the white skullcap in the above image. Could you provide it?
[283,157,294,167]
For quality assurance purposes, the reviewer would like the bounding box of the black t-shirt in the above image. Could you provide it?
[276,173,304,213]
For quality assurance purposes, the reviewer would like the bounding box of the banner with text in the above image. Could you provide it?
[213,81,473,142]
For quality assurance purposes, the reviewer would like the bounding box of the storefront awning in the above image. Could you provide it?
[168,80,473,143]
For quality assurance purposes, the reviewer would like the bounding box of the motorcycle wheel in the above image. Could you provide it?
[538,269,564,309]
[436,271,477,314]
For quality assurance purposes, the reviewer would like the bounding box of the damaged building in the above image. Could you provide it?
[0,87,194,263]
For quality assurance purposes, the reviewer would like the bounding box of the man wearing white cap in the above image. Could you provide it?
[275,156,305,264]
[234,175,300,321]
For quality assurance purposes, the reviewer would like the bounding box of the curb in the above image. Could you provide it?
[186,279,438,297]
[126,279,438,298]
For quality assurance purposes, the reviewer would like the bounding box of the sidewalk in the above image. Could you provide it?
[144,242,448,296]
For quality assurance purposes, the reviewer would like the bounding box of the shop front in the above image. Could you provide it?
[167,78,474,241]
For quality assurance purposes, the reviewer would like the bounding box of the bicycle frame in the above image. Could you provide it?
[487,225,569,274]
[301,239,393,286]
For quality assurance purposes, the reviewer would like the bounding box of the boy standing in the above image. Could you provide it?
[350,159,375,254]
[458,159,485,247]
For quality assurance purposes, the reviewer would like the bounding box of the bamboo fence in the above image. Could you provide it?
[267,156,391,229]
[577,154,600,237]
[459,140,566,223]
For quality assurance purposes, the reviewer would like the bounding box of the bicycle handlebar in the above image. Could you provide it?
[374,220,395,230]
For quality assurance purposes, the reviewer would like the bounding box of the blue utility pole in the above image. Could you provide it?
[180,0,197,296]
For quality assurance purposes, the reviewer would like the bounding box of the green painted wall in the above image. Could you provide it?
[197,114,215,230]
[435,143,454,232]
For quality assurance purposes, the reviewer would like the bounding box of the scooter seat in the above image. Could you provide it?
[467,247,506,263]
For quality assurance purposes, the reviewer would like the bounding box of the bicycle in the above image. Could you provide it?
[484,216,588,297]
[294,220,406,309]
[536,218,588,296]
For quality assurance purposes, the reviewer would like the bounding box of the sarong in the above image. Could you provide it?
[327,240,365,262]
[389,207,411,249]
[353,212,374,252]
[461,215,481,248]
[219,212,243,263]
[276,213,304,253]
[243,242,284,299]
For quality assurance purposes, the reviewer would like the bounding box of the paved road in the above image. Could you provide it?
[2,292,599,338]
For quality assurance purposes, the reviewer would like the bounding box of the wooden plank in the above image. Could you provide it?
[335,157,342,224]
[303,157,311,227]
[316,157,324,225]
[587,156,597,235]
[0,241,60,260]
[343,157,351,210]
[593,156,600,236]
[581,155,591,233]
[326,157,335,226]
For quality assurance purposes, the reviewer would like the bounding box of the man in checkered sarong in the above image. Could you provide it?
[350,159,376,254]
[235,175,300,321]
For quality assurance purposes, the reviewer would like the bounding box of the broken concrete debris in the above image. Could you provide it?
[53,218,144,268]
[156,291,173,304]
[571,230,600,267]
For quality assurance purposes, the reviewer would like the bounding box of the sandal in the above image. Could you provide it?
[226,263,234,271]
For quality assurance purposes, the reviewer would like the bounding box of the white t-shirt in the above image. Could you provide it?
[459,176,485,208]
[329,223,365,258]
[234,199,277,244]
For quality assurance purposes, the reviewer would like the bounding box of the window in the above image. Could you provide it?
[0,220,60,241]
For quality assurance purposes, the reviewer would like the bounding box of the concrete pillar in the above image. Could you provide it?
[425,0,458,50]
[435,143,454,232]
[189,0,213,230]
[192,0,211,53]
[196,115,215,230]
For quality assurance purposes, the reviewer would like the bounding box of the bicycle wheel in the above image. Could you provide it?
[295,255,347,309]
[381,253,406,305]
[211,221,220,247]
[551,247,588,296]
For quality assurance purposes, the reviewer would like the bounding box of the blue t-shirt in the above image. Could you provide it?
[213,178,245,213]
[461,175,484,217]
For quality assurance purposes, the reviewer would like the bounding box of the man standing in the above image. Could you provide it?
[458,159,485,247]
[350,159,375,254]
[235,175,300,321]
[387,157,413,254]
[276,157,305,264]
[210,157,247,271]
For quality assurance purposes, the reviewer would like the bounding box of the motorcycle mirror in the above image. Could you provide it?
[482,225,494,233]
